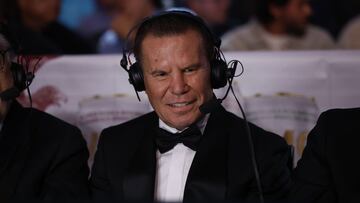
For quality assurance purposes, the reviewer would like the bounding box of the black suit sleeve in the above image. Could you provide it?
[40,126,90,200]
[90,129,115,201]
[251,125,293,203]
[289,112,336,203]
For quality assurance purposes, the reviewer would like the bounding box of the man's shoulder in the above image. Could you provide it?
[305,108,360,148]
[220,108,285,144]
[306,25,335,44]
[101,111,157,137]
[221,108,290,166]
[317,108,360,125]
[221,21,259,51]
[222,21,255,38]
[27,107,80,133]
[24,108,84,146]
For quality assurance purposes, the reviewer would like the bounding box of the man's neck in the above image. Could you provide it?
[159,114,210,135]
[263,21,286,36]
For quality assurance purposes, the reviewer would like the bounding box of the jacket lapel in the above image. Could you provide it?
[183,106,228,202]
[0,101,32,199]
[122,112,158,202]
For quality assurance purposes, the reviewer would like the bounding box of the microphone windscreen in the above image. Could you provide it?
[0,87,20,101]
[199,98,222,114]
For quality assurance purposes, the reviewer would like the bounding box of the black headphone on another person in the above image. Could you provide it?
[120,10,235,93]
[10,61,33,92]
[0,23,35,101]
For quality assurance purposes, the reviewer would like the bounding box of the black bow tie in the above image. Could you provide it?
[156,124,202,153]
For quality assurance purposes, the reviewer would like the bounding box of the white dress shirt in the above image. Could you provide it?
[154,115,209,202]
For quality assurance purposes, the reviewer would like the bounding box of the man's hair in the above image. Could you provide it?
[132,12,216,64]
[255,0,290,24]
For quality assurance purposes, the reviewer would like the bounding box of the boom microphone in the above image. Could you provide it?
[0,87,20,101]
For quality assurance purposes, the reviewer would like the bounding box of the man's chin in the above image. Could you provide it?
[166,115,201,130]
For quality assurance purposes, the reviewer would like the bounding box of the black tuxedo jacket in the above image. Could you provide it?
[290,108,360,203]
[90,105,292,202]
[0,101,90,201]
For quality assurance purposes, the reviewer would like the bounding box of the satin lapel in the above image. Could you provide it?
[183,106,228,202]
[122,114,158,202]
[0,101,32,199]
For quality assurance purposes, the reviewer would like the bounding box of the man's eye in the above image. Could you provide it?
[184,68,195,73]
[153,71,167,77]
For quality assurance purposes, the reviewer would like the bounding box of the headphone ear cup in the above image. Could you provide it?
[10,62,27,91]
[128,62,145,92]
[210,59,228,89]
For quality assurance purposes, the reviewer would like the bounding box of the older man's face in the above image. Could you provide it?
[140,30,213,130]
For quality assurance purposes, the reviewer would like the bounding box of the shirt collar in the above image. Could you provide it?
[159,113,210,135]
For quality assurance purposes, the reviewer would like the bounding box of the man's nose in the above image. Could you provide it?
[170,73,189,95]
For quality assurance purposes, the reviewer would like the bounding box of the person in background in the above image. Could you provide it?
[185,0,232,37]
[221,0,335,51]
[2,0,94,55]
[337,15,360,49]
[90,11,292,203]
[97,0,163,53]
[0,24,89,201]
[289,108,360,203]
[77,0,117,49]
[309,0,360,39]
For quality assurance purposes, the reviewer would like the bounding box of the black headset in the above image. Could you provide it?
[120,10,234,93]
[10,62,32,92]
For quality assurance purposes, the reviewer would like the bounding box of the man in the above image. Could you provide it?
[338,15,360,49]
[2,0,94,54]
[221,0,335,51]
[0,28,89,201]
[97,0,163,53]
[90,11,292,202]
[290,108,360,203]
[185,0,232,37]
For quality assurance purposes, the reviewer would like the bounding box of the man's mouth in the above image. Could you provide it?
[168,100,195,108]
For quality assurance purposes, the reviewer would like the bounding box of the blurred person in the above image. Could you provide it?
[338,15,360,49]
[185,0,232,37]
[289,108,360,203]
[97,0,163,53]
[0,25,89,201]
[2,0,94,54]
[221,0,335,51]
[309,0,360,39]
[90,11,292,202]
[77,0,117,49]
